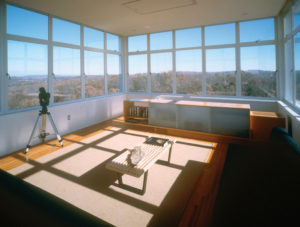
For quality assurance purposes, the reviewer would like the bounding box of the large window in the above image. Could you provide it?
[175,27,201,48]
[241,45,276,97]
[176,49,202,94]
[205,23,235,46]
[7,4,48,40]
[295,32,300,106]
[107,33,121,52]
[84,27,104,49]
[107,54,121,94]
[128,54,147,92]
[84,51,104,97]
[53,18,80,45]
[240,18,274,42]
[206,48,236,96]
[150,52,173,93]
[284,40,293,103]
[7,40,48,110]
[53,46,81,102]
[128,35,147,52]
[150,31,172,50]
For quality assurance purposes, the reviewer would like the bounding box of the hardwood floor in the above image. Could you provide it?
[0,116,229,226]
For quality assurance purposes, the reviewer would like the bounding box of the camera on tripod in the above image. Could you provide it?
[39,87,50,114]
[25,87,63,154]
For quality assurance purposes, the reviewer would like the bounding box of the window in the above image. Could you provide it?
[53,46,81,102]
[240,18,274,42]
[206,48,236,96]
[128,54,147,92]
[53,18,80,45]
[293,0,300,29]
[285,40,293,103]
[284,11,292,37]
[107,54,121,94]
[107,33,120,52]
[241,45,276,98]
[128,35,147,52]
[176,49,202,94]
[175,27,201,48]
[7,4,48,39]
[205,23,235,46]
[295,32,300,106]
[150,52,172,93]
[84,51,104,97]
[84,27,104,49]
[7,40,48,110]
[150,31,172,50]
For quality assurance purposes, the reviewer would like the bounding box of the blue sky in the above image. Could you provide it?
[7,4,278,77]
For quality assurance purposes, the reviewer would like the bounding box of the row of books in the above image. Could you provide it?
[129,106,148,118]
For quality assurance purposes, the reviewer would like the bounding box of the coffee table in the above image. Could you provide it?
[105,137,175,195]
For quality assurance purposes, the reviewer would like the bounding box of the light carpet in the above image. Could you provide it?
[9,127,215,227]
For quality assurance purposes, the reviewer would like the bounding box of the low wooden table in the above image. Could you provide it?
[105,137,175,195]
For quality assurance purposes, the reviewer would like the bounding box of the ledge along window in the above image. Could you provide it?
[128,54,147,92]
[206,48,236,96]
[53,46,81,102]
[176,49,202,95]
[150,52,173,93]
[241,45,276,98]
[6,4,48,40]
[84,51,104,97]
[7,40,48,110]
[107,54,121,94]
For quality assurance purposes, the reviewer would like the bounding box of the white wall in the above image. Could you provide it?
[277,101,300,147]
[0,95,125,157]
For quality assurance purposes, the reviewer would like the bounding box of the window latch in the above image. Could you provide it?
[6,73,11,79]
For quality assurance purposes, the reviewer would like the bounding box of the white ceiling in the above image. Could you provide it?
[6,0,286,36]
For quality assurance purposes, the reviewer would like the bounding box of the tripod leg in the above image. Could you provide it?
[47,113,63,147]
[25,114,42,154]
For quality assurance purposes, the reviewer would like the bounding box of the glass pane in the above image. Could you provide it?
[84,27,104,49]
[240,18,274,42]
[150,31,172,50]
[176,49,202,94]
[7,4,48,39]
[295,32,300,106]
[206,48,236,96]
[294,0,300,29]
[107,33,120,51]
[8,40,48,110]
[241,45,276,98]
[107,54,121,94]
[150,52,172,93]
[285,40,293,103]
[176,27,201,48]
[284,11,292,37]
[128,54,147,92]
[53,46,81,102]
[205,23,235,46]
[53,18,80,45]
[128,35,147,52]
[84,51,104,97]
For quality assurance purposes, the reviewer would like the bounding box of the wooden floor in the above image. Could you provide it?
[0,116,229,226]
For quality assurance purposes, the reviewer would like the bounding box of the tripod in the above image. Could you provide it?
[25,110,63,154]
